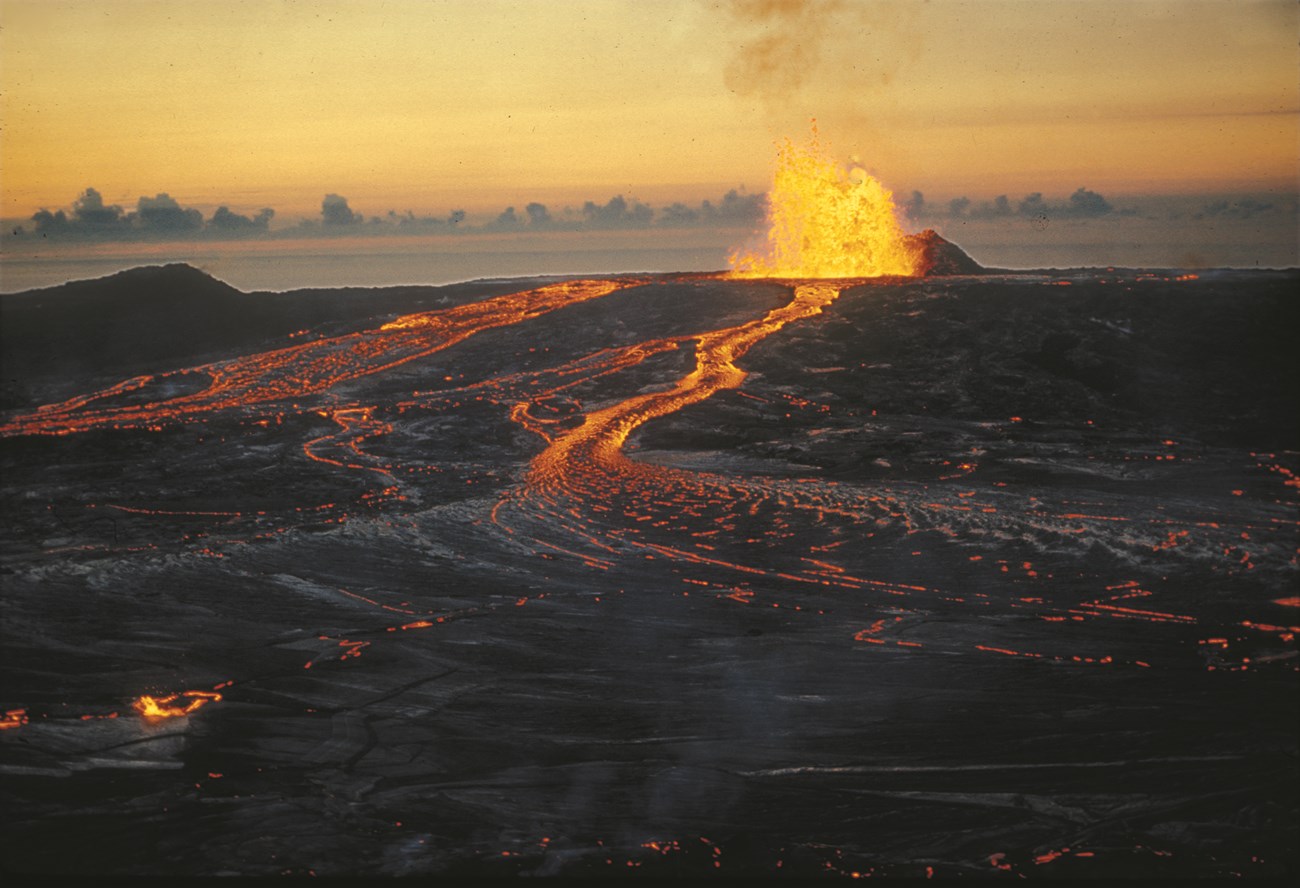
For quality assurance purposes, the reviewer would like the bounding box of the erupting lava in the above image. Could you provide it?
[132,690,222,720]
[729,128,925,279]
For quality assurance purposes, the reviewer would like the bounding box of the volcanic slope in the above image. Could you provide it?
[0,263,604,409]
[1,265,1297,880]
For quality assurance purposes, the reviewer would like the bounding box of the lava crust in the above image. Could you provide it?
[1,265,1297,880]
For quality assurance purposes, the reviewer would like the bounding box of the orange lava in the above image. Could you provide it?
[529,283,843,491]
[1,279,634,438]
[729,128,924,279]
[0,708,30,730]
[132,690,222,720]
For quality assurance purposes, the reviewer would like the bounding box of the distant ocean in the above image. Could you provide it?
[2,208,1295,293]
[0,230,744,294]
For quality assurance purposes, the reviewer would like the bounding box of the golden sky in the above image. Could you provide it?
[2,0,1296,219]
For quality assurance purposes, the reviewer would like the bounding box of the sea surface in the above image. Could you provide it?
[0,230,742,293]
[2,209,1295,293]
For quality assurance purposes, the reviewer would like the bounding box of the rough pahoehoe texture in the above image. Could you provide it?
[2,266,1296,880]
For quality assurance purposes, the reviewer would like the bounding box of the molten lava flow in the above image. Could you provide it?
[132,690,222,720]
[505,282,856,576]
[528,283,842,488]
[0,279,634,438]
[0,708,29,730]
[729,130,925,278]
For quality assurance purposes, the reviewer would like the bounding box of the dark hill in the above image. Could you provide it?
[2,264,248,408]
[907,229,985,275]
[0,264,545,409]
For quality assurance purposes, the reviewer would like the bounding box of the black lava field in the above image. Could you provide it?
[1,263,1297,880]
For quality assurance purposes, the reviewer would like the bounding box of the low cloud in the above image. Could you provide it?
[1065,188,1113,217]
[525,202,552,227]
[30,188,210,235]
[582,195,654,229]
[701,188,764,224]
[137,194,203,232]
[22,186,767,242]
[658,202,700,227]
[1198,198,1275,220]
[29,184,1276,249]
[914,188,1117,220]
[26,188,278,239]
[492,206,522,228]
[75,188,126,227]
[321,194,361,226]
[210,206,274,231]
[30,188,129,235]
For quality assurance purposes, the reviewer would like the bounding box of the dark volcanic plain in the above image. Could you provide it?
[1,262,1297,880]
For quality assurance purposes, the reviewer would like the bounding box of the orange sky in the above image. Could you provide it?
[2,0,1296,219]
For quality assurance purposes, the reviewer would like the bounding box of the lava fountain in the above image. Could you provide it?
[729,128,927,278]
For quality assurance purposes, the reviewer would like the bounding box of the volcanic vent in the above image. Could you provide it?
[729,128,982,278]
[904,228,984,276]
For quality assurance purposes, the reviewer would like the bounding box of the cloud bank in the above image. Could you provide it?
[909,187,1119,222]
[13,185,1294,248]
[27,188,275,239]
[18,188,765,242]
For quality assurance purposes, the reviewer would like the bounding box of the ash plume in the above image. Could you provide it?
[722,0,847,101]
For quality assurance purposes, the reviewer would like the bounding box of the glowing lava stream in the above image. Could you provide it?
[492,277,1290,630]
[0,279,634,438]
[519,282,841,523]
[132,689,222,720]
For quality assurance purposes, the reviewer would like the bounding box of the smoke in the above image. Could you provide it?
[903,190,925,217]
[717,0,922,136]
[721,0,847,100]
[714,0,935,190]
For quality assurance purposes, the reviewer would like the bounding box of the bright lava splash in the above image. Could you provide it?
[132,690,222,720]
[729,128,925,279]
